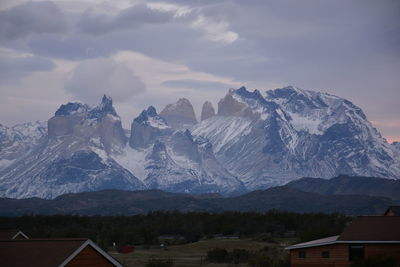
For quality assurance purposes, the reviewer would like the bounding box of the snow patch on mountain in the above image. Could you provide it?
[286,111,323,135]
[113,146,151,181]
[192,116,253,153]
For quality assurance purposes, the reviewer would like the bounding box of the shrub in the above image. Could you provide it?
[207,248,229,263]
[231,248,251,264]
[249,251,273,267]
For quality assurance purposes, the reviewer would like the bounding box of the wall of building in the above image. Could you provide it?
[290,244,349,267]
[290,243,400,267]
[365,244,400,261]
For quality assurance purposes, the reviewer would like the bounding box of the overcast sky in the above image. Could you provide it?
[0,0,399,142]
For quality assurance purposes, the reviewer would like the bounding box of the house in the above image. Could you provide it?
[384,206,400,216]
[0,229,29,240]
[286,216,400,267]
[0,238,123,267]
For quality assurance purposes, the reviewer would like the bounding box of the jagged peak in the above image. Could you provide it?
[55,102,89,117]
[146,106,157,117]
[99,94,114,110]
[88,94,118,119]
[265,86,342,102]
[102,94,112,102]
[134,106,164,124]
[230,86,265,102]
[265,85,309,99]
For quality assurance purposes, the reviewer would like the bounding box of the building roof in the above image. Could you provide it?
[286,235,339,250]
[0,230,29,240]
[0,239,122,267]
[385,206,400,216]
[286,216,400,250]
[338,216,400,241]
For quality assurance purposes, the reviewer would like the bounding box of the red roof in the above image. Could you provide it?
[338,216,400,241]
[286,216,400,250]
[0,230,28,240]
[0,239,122,267]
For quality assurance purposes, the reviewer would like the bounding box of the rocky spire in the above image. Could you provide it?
[89,94,118,119]
[201,101,215,121]
[159,98,197,128]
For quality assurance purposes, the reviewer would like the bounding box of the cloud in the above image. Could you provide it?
[78,3,173,35]
[1,0,399,141]
[0,1,67,40]
[77,2,238,44]
[64,58,146,104]
[0,54,56,84]
[190,15,238,44]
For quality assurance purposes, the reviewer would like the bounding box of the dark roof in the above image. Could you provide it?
[0,239,86,267]
[337,216,400,241]
[286,216,400,250]
[385,206,400,215]
[0,230,28,240]
[0,239,122,267]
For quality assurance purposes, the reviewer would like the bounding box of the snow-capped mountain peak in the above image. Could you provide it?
[1,86,399,199]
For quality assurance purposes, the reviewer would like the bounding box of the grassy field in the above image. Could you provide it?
[110,238,290,267]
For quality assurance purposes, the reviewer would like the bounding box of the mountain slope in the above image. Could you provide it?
[0,95,144,199]
[192,86,400,189]
[0,121,46,171]
[286,175,400,200]
[0,86,399,199]
[0,187,395,216]
[115,106,245,195]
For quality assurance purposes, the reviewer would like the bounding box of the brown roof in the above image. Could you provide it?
[286,216,400,250]
[337,216,400,241]
[0,230,28,240]
[0,239,87,267]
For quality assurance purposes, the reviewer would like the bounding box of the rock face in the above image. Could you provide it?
[1,86,399,199]
[0,121,47,171]
[118,107,244,195]
[129,106,170,149]
[48,95,126,153]
[201,101,215,121]
[193,86,400,189]
[0,95,143,199]
[392,142,400,157]
[159,98,197,128]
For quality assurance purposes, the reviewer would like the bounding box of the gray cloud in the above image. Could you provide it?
[1,0,400,140]
[64,58,146,104]
[0,1,67,41]
[0,55,55,84]
[78,4,173,35]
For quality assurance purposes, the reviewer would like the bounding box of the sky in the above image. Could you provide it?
[0,0,399,143]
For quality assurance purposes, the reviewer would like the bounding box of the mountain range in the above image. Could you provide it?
[0,176,398,216]
[0,86,399,199]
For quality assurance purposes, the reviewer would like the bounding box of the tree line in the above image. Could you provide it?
[0,210,350,249]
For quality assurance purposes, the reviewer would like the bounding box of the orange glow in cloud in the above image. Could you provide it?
[386,137,400,144]
[370,120,400,144]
